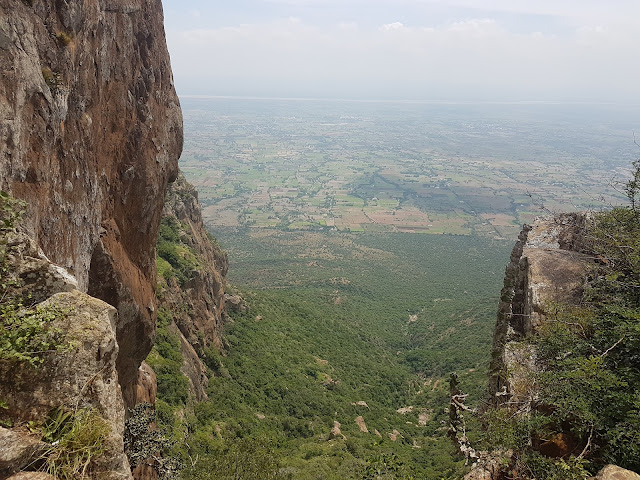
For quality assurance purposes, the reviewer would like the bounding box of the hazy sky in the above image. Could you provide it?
[161,0,640,103]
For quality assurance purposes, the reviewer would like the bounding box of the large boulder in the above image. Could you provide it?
[594,465,640,480]
[0,290,131,479]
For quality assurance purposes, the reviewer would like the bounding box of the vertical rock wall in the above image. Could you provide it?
[0,0,183,403]
[489,213,592,404]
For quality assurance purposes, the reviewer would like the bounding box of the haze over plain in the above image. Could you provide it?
[162,0,640,103]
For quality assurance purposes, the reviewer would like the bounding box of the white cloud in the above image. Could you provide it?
[380,22,405,32]
[166,14,640,101]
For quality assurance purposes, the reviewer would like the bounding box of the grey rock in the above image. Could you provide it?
[0,427,47,475]
[0,290,131,479]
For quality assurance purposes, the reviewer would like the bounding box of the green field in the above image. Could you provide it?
[180,98,635,240]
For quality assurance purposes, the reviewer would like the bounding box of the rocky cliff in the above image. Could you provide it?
[0,0,182,477]
[468,212,640,479]
[489,213,592,405]
[156,172,229,401]
[0,0,182,404]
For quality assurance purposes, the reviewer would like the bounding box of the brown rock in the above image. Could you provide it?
[134,361,157,406]
[354,416,368,433]
[535,432,580,458]
[160,173,228,351]
[0,427,47,476]
[174,324,209,402]
[594,465,640,480]
[157,173,229,400]
[0,0,183,406]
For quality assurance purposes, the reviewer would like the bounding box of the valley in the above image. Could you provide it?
[160,98,639,478]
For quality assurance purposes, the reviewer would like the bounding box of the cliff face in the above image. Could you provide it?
[470,213,640,479]
[156,173,229,401]
[489,213,592,404]
[0,0,182,402]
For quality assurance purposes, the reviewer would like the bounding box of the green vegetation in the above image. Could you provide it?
[157,216,200,287]
[162,99,640,477]
[152,226,511,478]
[56,31,72,47]
[41,407,111,480]
[0,301,68,367]
[146,308,189,406]
[41,67,60,93]
[0,192,68,368]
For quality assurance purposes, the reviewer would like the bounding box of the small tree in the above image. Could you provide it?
[623,159,640,217]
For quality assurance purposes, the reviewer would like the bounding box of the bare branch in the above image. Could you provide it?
[577,424,595,459]
[600,336,625,358]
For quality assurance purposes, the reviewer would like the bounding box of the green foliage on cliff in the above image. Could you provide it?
[157,216,200,287]
[0,301,68,367]
[146,308,189,406]
[0,192,69,368]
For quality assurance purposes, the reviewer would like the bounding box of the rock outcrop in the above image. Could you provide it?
[0,0,183,404]
[160,173,228,353]
[468,214,640,479]
[0,427,47,476]
[489,213,592,404]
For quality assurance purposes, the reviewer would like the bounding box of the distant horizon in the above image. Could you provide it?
[177,94,639,107]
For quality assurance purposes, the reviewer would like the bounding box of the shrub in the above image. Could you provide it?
[124,403,181,479]
[0,191,69,368]
[56,32,72,47]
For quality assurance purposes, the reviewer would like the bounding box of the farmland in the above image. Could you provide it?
[179,98,635,240]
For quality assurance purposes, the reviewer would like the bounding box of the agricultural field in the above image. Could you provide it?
[179,98,636,240]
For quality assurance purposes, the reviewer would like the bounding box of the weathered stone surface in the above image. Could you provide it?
[463,455,504,480]
[161,174,228,353]
[354,416,368,433]
[6,472,57,480]
[224,294,247,314]
[3,230,78,304]
[594,465,640,480]
[0,290,131,479]
[133,361,157,406]
[0,427,47,476]
[489,213,593,403]
[173,324,209,402]
[329,421,345,440]
[0,0,183,404]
